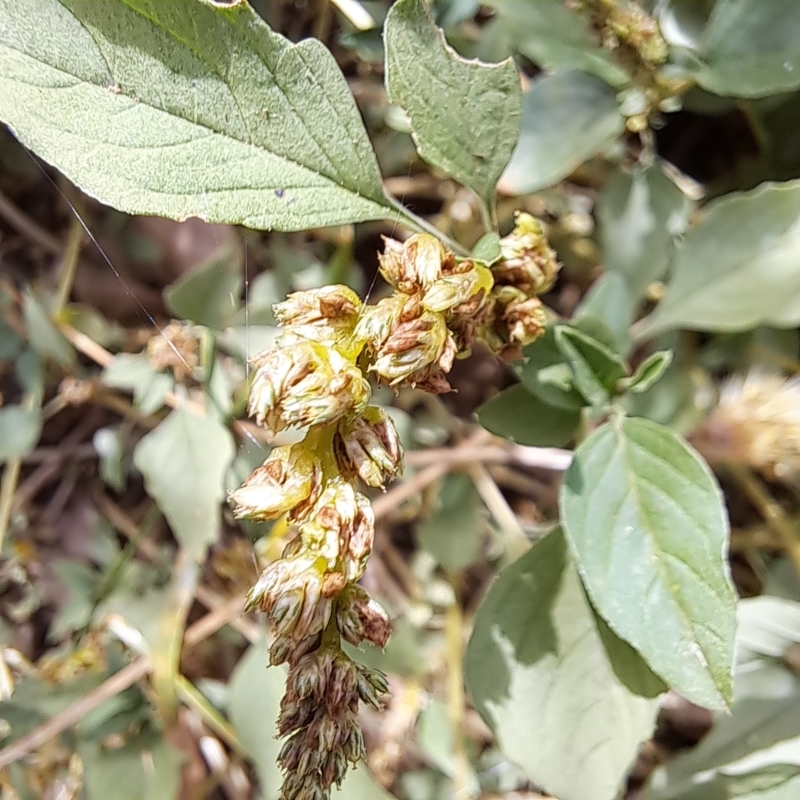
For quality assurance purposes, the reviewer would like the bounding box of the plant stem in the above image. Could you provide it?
[387,197,469,256]
[445,578,471,799]
[54,218,83,313]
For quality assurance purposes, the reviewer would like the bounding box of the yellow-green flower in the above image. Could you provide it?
[249,339,370,437]
[379,233,446,294]
[495,212,560,295]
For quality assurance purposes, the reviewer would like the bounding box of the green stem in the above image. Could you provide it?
[445,580,471,799]
[54,219,83,314]
[387,197,469,257]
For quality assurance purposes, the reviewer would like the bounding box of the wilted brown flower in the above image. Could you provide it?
[494,212,560,296]
[333,406,403,489]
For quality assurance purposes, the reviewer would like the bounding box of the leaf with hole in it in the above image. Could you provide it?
[165,242,243,330]
[384,0,521,207]
[554,324,629,408]
[0,0,395,231]
[0,405,42,463]
[133,406,234,560]
[597,164,694,299]
[637,181,800,339]
[560,416,736,710]
[499,69,624,194]
[478,384,581,447]
[466,528,661,800]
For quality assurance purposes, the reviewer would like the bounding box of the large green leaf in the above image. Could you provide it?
[637,181,800,338]
[133,406,234,560]
[597,164,694,299]
[0,0,395,231]
[477,384,581,447]
[487,0,628,87]
[500,70,624,194]
[682,0,800,97]
[560,416,736,709]
[384,0,521,207]
[466,529,660,800]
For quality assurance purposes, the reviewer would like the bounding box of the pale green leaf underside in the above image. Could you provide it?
[466,529,659,800]
[133,407,235,561]
[385,0,521,205]
[561,417,736,710]
[638,180,800,338]
[0,0,394,231]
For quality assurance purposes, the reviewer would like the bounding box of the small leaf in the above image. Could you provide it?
[518,327,586,411]
[499,70,624,194]
[0,405,42,462]
[597,164,694,299]
[487,0,629,87]
[22,291,74,368]
[228,639,284,799]
[620,351,674,395]
[637,180,800,338]
[560,416,737,709]
[0,0,394,231]
[466,528,660,800]
[418,473,486,572]
[554,324,629,408]
[50,561,98,639]
[133,407,235,560]
[103,354,174,416]
[472,231,502,266]
[689,0,800,97]
[384,0,522,206]
[165,243,243,330]
[478,384,581,447]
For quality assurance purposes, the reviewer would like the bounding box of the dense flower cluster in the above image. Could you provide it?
[231,217,558,800]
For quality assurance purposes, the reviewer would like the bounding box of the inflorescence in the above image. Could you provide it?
[230,214,558,800]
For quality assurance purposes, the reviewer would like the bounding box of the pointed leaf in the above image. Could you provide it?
[133,406,235,560]
[103,354,174,416]
[0,0,394,231]
[384,0,521,206]
[637,181,800,338]
[0,405,42,462]
[478,384,581,447]
[466,529,660,800]
[500,70,624,194]
[560,416,737,709]
[620,351,674,395]
[471,231,502,266]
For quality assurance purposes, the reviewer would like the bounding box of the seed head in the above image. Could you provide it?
[337,585,391,648]
[228,446,322,520]
[422,259,493,315]
[296,478,375,582]
[370,310,450,385]
[334,406,404,489]
[273,285,362,349]
[495,212,560,295]
[496,290,548,346]
[379,233,447,294]
[248,339,370,437]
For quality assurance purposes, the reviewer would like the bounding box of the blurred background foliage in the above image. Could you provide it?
[2,1,800,799]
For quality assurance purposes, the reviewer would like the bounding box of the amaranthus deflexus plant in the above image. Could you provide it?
[229,214,559,800]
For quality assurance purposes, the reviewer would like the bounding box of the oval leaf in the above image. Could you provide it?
[133,407,235,560]
[385,0,522,206]
[0,0,393,231]
[637,181,800,338]
[560,416,736,709]
[478,384,581,447]
[466,529,660,800]
[0,405,42,462]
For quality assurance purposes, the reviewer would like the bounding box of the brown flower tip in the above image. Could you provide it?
[494,212,560,296]
[334,406,404,489]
